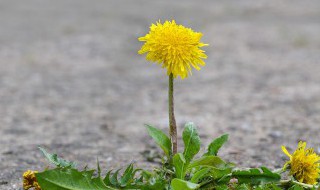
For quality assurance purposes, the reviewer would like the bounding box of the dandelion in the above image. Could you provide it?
[138,20,208,155]
[138,20,208,79]
[282,141,320,184]
[23,170,41,190]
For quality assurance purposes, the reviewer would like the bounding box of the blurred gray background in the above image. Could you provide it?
[0,0,320,189]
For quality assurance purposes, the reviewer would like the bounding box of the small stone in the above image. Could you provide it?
[0,181,8,185]
[269,131,282,139]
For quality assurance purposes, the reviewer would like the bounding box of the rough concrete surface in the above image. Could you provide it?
[0,0,320,189]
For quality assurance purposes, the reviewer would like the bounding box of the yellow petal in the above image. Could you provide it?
[298,141,306,149]
[282,146,292,159]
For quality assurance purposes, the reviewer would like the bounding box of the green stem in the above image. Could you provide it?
[280,180,317,189]
[169,73,177,155]
[272,168,286,174]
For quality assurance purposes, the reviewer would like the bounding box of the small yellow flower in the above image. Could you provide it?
[23,170,41,190]
[282,141,320,185]
[138,20,208,79]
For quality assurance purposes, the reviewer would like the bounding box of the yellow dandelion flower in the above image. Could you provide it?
[282,141,320,185]
[23,170,41,190]
[138,20,208,79]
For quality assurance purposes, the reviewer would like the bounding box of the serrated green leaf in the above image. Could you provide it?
[210,167,232,180]
[232,167,281,185]
[190,168,211,183]
[39,147,76,168]
[110,169,121,186]
[204,134,228,156]
[36,168,115,190]
[140,171,168,190]
[173,153,187,179]
[171,178,200,190]
[188,156,228,169]
[215,184,229,190]
[237,184,251,190]
[288,185,304,190]
[102,164,145,189]
[120,164,134,186]
[188,156,233,180]
[145,124,172,157]
[97,158,101,177]
[104,171,112,186]
[183,122,201,163]
[257,183,283,190]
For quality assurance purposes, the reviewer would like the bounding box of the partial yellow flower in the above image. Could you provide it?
[23,170,41,190]
[282,142,320,185]
[138,20,208,79]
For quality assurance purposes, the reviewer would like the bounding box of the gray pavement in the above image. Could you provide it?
[0,0,320,189]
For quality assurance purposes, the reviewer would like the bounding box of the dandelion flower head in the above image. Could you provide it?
[23,170,41,190]
[138,20,208,79]
[282,141,320,184]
